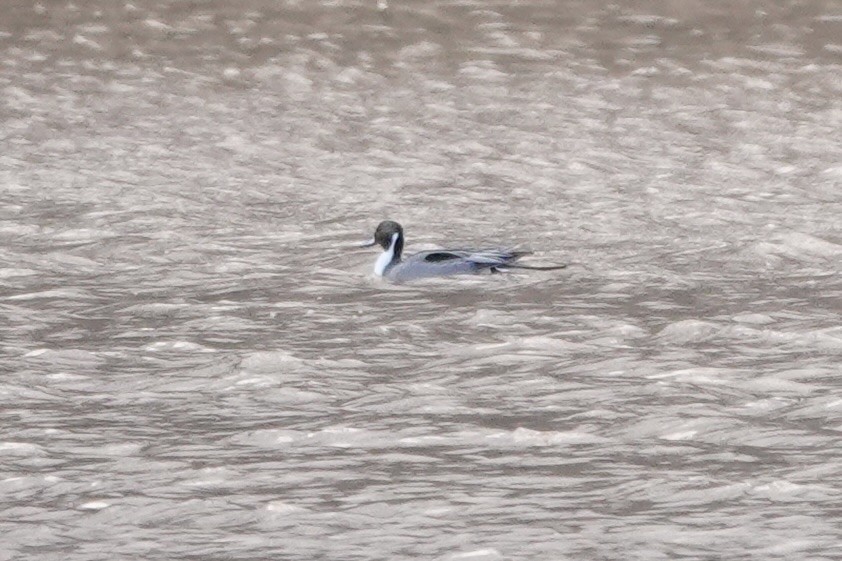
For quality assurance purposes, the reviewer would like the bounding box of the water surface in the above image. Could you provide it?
[1,1,841,559]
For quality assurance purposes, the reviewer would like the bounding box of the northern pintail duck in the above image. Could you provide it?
[360,220,566,282]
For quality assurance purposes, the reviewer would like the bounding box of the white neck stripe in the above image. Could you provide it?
[374,232,400,276]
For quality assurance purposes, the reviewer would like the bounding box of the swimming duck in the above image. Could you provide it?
[360,220,566,282]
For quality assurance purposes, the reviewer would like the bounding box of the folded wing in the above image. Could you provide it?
[423,249,530,265]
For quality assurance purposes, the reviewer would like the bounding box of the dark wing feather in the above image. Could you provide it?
[423,249,530,264]
[423,252,464,263]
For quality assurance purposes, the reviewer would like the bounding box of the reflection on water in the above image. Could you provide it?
[1,1,841,559]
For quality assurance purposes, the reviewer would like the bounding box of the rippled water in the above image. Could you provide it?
[2,1,841,559]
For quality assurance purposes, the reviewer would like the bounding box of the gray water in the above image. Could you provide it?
[2,1,842,559]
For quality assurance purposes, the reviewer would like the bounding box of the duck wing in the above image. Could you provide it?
[390,249,564,281]
[422,248,531,265]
